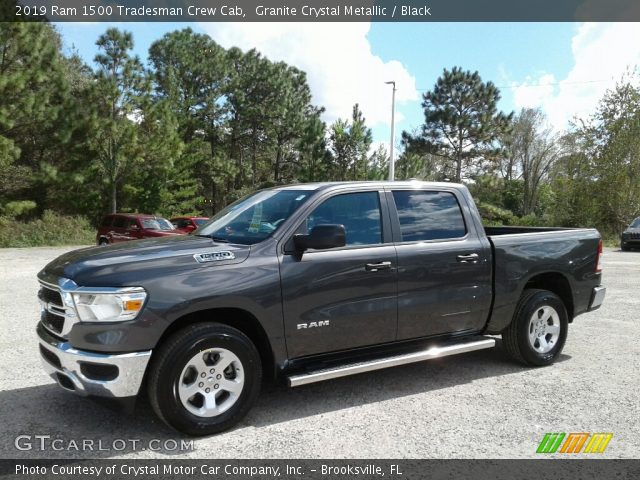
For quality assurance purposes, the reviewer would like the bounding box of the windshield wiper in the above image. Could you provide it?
[193,233,231,243]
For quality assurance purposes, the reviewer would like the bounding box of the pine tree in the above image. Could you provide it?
[87,28,148,214]
[404,67,512,182]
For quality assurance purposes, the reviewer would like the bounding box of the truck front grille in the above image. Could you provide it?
[41,310,65,335]
[38,286,63,308]
[629,232,640,240]
[38,282,74,338]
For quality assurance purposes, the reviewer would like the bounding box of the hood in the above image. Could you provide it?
[623,227,640,234]
[38,235,250,286]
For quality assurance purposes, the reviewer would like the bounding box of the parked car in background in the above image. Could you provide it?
[620,217,640,251]
[170,216,209,233]
[96,213,182,245]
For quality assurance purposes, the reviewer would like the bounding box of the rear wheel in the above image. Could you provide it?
[98,238,109,246]
[502,289,568,366]
[148,323,261,436]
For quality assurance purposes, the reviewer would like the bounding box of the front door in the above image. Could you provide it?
[279,190,398,358]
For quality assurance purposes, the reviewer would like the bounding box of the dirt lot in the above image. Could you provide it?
[0,246,637,459]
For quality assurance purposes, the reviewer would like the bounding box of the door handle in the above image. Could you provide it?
[456,253,480,263]
[365,261,392,272]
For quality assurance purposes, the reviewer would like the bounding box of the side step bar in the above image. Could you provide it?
[287,336,495,387]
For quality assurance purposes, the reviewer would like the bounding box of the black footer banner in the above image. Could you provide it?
[1,459,639,480]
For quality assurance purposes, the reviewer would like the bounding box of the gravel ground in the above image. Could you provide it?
[0,246,637,459]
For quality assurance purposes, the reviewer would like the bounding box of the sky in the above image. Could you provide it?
[56,21,640,151]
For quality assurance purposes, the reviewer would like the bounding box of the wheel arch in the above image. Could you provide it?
[157,308,277,380]
[523,272,574,321]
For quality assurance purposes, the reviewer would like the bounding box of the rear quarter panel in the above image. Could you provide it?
[486,229,602,333]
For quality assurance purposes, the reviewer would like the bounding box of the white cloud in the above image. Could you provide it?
[511,23,640,129]
[198,22,417,128]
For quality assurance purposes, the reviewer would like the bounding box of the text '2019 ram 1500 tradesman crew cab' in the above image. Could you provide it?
[36,182,606,435]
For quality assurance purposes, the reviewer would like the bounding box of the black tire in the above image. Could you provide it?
[621,243,630,251]
[147,322,262,436]
[98,238,109,246]
[502,289,568,367]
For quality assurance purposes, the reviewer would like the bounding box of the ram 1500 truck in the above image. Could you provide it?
[36,182,606,435]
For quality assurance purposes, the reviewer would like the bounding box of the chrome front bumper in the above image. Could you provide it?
[588,286,606,311]
[37,323,151,398]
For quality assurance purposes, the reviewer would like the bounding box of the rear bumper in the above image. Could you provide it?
[588,286,606,311]
[37,322,151,398]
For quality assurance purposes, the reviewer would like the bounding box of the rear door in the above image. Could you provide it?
[109,216,128,243]
[125,218,143,240]
[279,189,398,358]
[387,187,492,339]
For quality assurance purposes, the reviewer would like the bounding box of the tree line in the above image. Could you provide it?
[398,66,640,237]
[1,22,639,240]
[1,22,385,222]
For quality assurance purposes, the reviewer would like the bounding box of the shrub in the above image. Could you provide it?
[2,200,37,219]
[478,202,517,226]
[0,210,95,247]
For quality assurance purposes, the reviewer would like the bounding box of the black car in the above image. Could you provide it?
[621,217,640,251]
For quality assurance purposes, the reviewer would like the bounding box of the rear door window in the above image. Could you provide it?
[112,216,127,229]
[392,190,466,242]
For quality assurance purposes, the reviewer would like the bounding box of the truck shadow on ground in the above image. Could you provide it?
[247,340,571,428]
[0,341,570,459]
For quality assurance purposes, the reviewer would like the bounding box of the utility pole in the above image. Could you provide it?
[385,81,396,181]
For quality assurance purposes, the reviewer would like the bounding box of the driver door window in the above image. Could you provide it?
[305,192,382,247]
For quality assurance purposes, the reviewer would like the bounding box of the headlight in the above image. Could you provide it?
[71,288,147,323]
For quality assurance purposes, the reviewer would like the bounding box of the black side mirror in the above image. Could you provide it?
[294,224,346,251]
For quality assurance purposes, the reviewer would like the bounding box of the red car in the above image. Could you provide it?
[170,216,209,233]
[96,213,182,245]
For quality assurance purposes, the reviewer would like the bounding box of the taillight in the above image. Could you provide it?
[596,239,603,273]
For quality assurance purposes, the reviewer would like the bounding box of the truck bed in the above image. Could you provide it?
[484,226,573,236]
[483,226,602,334]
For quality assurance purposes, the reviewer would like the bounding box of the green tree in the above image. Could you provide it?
[0,23,70,211]
[504,108,562,215]
[295,113,330,182]
[328,104,373,180]
[549,74,640,234]
[404,67,512,182]
[150,29,232,214]
[367,145,389,180]
[88,28,148,214]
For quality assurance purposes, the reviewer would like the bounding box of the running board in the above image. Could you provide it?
[287,336,495,387]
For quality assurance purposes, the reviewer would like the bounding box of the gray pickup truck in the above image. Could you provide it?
[37,181,606,435]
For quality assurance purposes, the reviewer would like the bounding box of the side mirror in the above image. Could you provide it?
[294,224,346,251]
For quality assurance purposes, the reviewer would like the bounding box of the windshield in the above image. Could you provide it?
[196,190,312,245]
[142,218,174,230]
[631,218,640,228]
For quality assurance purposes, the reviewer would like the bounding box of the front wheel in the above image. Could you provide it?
[502,289,568,366]
[147,323,262,436]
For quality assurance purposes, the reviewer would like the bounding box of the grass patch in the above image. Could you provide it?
[0,210,95,247]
